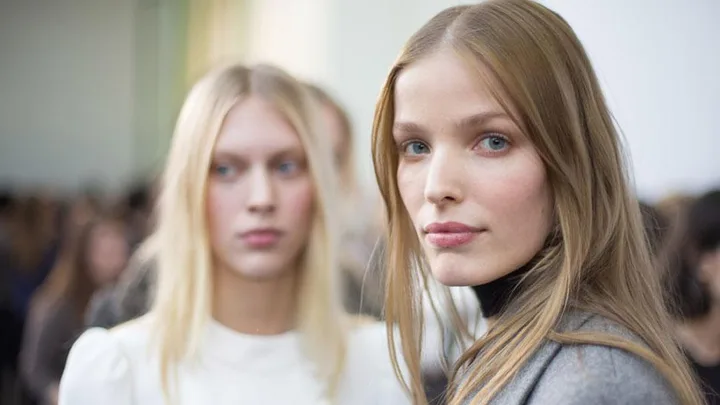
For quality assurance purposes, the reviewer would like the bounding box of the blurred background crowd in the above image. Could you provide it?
[0,0,718,404]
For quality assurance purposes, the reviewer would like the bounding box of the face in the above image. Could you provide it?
[393,49,553,287]
[207,96,314,281]
[87,222,129,286]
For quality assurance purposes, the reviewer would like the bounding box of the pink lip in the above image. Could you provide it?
[239,228,283,248]
[423,221,485,248]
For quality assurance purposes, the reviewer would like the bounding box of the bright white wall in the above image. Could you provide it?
[245,0,331,84]
[539,0,720,200]
[0,0,136,193]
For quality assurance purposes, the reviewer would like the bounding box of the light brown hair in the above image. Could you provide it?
[371,1,703,404]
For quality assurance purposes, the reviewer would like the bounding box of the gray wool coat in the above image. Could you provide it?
[463,312,679,405]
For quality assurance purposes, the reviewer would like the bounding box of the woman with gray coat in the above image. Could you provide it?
[370,1,704,404]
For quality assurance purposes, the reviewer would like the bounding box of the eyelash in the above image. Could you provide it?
[397,132,511,157]
[398,139,429,156]
[474,133,511,154]
[211,160,304,180]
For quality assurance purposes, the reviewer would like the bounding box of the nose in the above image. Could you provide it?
[424,148,464,207]
[247,168,276,214]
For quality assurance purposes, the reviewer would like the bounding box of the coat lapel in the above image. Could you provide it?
[486,312,595,405]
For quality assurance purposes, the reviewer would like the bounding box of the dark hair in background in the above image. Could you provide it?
[126,182,152,213]
[686,190,720,254]
[0,189,16,215]
[667,189,720,320]
[10,196,56,271]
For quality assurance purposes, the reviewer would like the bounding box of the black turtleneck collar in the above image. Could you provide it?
[471,261,535,318]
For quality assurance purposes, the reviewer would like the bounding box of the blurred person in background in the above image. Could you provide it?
[0,190,16,249]
[62,189,102,238]
[0,190,17,309]
[122,181,155,250]
[0,194,61,403]
[84,245,156,329]
[670,190,720,405]
[5,196,60,322]
[84,181,157,329]
[0,189,19,402]
[59,63,409,405]
[20,212,128,405]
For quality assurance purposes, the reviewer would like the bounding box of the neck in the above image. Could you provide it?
[213,265,298,335]
[679,304,720,365]
[471,260,534,319]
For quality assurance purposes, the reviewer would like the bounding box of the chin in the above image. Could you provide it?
[231,267,287,281]
[429,258,472,286]
[221,254,294,281]
[428,254,502,287]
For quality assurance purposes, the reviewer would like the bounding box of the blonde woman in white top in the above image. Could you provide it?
[58,64,409,405]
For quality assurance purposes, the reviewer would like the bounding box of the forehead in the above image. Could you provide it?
[394,49,511,125]
[214,96,305,156]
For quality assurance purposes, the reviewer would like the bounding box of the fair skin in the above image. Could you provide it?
[87,222,129,286]
[207,96,314,335]
[393,49,553,288]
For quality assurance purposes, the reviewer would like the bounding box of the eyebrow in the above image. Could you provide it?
[393,111,511,136]
[455,111,511,130]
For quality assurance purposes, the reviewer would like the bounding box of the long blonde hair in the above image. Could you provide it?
[146,63,348,402]
[371,1,704,404]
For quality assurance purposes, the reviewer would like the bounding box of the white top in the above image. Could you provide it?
[58,317,410,405]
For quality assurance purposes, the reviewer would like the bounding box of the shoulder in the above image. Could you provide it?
[58,317,154,405]
[530,314,679,405]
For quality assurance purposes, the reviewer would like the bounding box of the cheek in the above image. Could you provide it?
[396,163,425,222]
[207,183,238,240]
[281,179,314,229]
[481,153,552,236]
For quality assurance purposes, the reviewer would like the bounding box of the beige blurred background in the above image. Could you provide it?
[0,0,718,200]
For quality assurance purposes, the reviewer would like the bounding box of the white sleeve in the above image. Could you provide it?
[58,328,134,405]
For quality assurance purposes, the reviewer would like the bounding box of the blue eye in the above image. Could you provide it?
[479,135,509,152]
[403,141,430,156]
[214,163,236,178]
[278,161,299,174]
